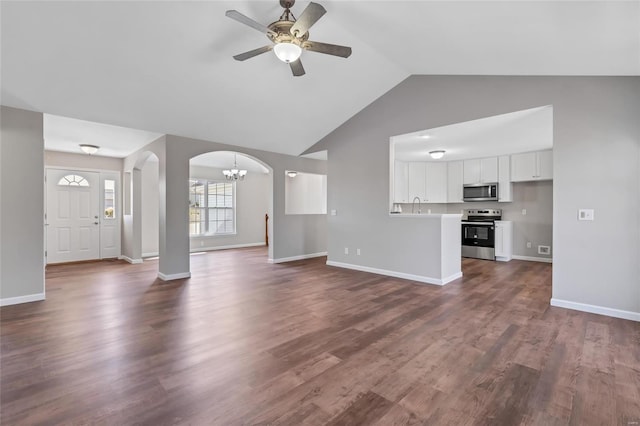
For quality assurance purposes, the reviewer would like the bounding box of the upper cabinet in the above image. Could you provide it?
[510,150,553,182]
[498,155,512,202]
[447,161,464,203]
[393,161,409,203]
[425,162,448,203]
[407,162,448,203]
[463,157,498,184]
[408,162,427,202]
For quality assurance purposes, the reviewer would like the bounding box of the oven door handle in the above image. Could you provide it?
[461,221,494,226]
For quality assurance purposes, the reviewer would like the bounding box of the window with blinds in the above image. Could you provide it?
[189,179,235,236]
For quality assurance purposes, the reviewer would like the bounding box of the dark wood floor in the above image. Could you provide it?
[1,248,638,425]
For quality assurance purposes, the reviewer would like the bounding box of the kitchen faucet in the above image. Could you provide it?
[412,196,421,214]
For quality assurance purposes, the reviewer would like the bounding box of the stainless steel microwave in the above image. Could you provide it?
[463,183,499,202]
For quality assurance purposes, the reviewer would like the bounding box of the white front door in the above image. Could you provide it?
[46,169,100,264]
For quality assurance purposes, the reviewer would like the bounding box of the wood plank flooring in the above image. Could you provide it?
[1,248,638,425]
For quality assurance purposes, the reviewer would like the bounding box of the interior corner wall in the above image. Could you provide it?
[0,106,45,303]
[314,76,640,317]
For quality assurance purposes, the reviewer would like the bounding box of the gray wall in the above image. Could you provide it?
[45,150,123,171]
[308,76,639,315]
[141,159,159,256]
[0,106,45,301]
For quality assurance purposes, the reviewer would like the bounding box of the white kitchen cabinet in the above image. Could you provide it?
[447,160,464,203]
[393,161,409,203]
[510,150,553,182]
[425,162,448,203]
[537,150,553,180]
[494,220,512,261]
[463,157,498,184]
[498,155,512,202]
[408,162,427,202]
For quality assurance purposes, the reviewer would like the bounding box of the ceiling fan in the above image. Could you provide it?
[226,0,352,77]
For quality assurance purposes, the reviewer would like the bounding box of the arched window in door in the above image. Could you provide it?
[57,174,90,187]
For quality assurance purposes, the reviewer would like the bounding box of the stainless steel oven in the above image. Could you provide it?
[461,209,502,260]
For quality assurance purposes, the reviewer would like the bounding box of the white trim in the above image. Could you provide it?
[158,272,191,281]
[191,242,265,253]
[269,252,327,264]
[142,252,159,258]
[1,293,46,307]
[512,255,553,263]
[118,255,143,264]
[550,298,640,322]
[326,261,462,286]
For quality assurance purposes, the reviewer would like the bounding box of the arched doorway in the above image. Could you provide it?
[188,151,274,261]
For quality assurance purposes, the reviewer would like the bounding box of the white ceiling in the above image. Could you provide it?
[44,114,163,158]
[393,106,553,162]
[2,1,638,158]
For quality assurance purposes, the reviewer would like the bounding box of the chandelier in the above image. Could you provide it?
[222,154,247,181]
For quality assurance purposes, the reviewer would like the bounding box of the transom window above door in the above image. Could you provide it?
[57,174,89,187]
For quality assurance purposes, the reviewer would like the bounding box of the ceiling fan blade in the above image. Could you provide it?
[289,2,326,37]
[290,59,305,77]
[233,45,273,61]
[303,41,352,58]
[226,10,276,36]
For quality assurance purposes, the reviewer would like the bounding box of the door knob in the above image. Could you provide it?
[94,222,99,225]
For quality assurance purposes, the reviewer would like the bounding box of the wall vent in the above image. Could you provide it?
[538,245,551,255]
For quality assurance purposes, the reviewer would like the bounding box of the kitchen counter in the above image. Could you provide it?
[389,213,462,219]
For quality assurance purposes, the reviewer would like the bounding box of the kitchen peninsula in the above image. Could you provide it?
[385,213,462,285]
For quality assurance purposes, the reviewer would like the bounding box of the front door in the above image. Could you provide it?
[46,169,100,264]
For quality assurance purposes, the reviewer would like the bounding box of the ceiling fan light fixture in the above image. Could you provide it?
[287,171,298,178]
[79,144,100,155]
[273,42,302,63]
[429,150,446,160]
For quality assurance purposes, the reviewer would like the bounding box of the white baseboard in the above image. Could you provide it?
[1,293,46,307]
[326,261,462,286]
[191,242,266,253]
[118,255,143,264]
[512,255,553,263]
[142,252,159,258]
[158,272,191,281]
[269,252,327,264]
[550,298,639,322]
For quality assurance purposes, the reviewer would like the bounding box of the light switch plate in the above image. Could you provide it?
[521,209,527,215]
[578,209,594,221]
[331,209,337,216]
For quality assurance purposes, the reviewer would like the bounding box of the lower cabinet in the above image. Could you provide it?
[494,220,512,262]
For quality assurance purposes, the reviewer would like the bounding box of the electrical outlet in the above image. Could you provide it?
[200,240,204,247]
[427,209,431,214]
[521,209,527,215]
[538,245,551,255]
[356,248,361,256]
[578,209,594,221]
[344,247,349,255]
[331,209,337,216]
[526,242,532,249]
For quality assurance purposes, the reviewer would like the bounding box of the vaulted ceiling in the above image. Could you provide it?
[2,1,638,157]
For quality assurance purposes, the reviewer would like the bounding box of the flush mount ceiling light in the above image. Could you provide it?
[222,154,248,181]
[429,150,445,160]
[420,134,431,139]
[79,144,99,155]
[287,171,298,178]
